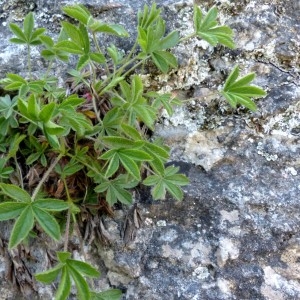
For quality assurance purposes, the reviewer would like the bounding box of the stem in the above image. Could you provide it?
[27,45,32,80]
[31,153,63,201]
[121,58,147,78]
[63,177,72,252]
[72,213,95,290]
[14,157,24,189]
[43,60,53,80]
[179,32,196,43]
[64,208,71,252]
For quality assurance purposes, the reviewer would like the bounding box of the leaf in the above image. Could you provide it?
[9,206,34,249]
[8,133,26,159]
[104,153,119,178]
[91,289,123,300]
[39,102,56,123]
[32,206,61,240]
[56,40,84,54]
[119,149,152,161]
[76,54,90,70]
[68,265,91,300]
[23,12,34,41]
[34,199,69,211]
[89,22,129,37]
[9,23,26,42]
[67,260,100,277]
[90,52,105,64]
[57,251,72,263]
[158,31,180,50]
[61,21,82,46]
[151,50,177,73]
[63,5,91,25]
[193,6,235,49]
[221,65,267,111]
[102,137,142,149]
[0,183,32,202]
[119,155,141,180]
[55,266,71,300]
[121,124,142,140]
[143,166,189,201]
[35,264,63,284]
[0,202,27,220]
[44,121,65,135]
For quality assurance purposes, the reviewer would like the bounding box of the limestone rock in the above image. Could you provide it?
[0,0,299,299]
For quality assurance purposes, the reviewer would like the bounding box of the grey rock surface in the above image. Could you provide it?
[0,0,300,299]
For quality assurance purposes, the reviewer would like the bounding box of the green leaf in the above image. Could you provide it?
[91,289,123,300]
[55,266,71,300]
[76,54,90,70]
[119,155,141,180]
[32,206,61,240]
[104,153,119,178]
[27,94,40,120]
[56,40,84,54]
[151,50,177,73]
[221,65,267,111]
[89,21,129,37]
[63,5,91,25]
[57,251,72,263]
[102,137,142,149]
[34,199,69,211]
[143,166,189,201]
[23,12,34,41]
[193,6,235,49]
[90,52,105,64]
[138,3,161,29]
[44,121,65,135]
[68,264,91,300]
[39,102,56,123]
[35,264,63,284]
[67,259,100,277]
[8,133,26,159]
[0,183,32,202]
[158,31,180,50]
[9,206,34,249]
[0,202,27,220]
[121,124,142,140]
[61,21,82,46]
[119,149,152,161]
[9,23,26,42]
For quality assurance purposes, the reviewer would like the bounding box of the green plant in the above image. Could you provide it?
[0,3,266,300]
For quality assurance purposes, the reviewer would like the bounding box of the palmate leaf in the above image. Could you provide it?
[143,166,189,200]
[35,252,100,300]
[101,148,151,180]
[193,6,235,49]
[9,12,45,46]
[221,65,267,111]
[95,175,138,205]
[138,3,161,29]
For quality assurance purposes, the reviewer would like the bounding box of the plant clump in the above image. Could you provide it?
[0,3,266,299]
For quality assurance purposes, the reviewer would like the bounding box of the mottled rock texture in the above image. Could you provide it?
[0,0,299,299]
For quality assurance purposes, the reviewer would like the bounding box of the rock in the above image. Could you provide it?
[0,0,300,299]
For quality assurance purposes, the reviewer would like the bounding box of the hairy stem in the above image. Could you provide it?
[64,208,71,252]
[27,45,32,80]
[31,153,63,201]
